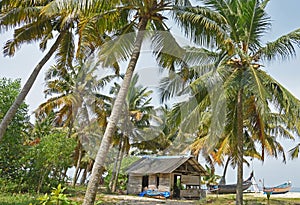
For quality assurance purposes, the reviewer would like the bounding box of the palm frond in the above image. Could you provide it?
[3,18,53,56]
[152,29,187,71]
[98,27,137,68]
[256,28,300,61]
[260,71,300,121]
[173,5,227,47]
[55,31,75,69]
[183,46,221,67]
[159,74,189,102]
[289,143,300,159]
[241,0,271,51]
[0,5,41,30]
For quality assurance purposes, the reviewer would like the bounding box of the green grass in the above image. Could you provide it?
[0,193,38,205]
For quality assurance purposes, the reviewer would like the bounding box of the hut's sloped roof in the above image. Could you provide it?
[125,156,206,175]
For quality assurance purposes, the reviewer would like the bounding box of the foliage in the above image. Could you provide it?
[201,165,221,186]
[0,78,30,193]
[159,1,300,204]
[289,143,300,159]
[36,57,118,186]
[24,129,77,193]
[108,74,160,154]
[1,107,76,193]
[35,184,78,205]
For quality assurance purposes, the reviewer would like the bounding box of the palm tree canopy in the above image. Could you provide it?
[159,0,300,167]
[162,0,300,148]
[158,3,300,203]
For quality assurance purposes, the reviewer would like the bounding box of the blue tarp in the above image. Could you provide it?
[139,190,170,198]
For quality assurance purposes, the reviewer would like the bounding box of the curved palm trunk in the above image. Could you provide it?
[81,159,94,185]
[112,138,126,192]
[109,139,122,191]
[82,18,148,205]
[236,88,244,205]
[220,157,230,185]
[80,166,88,185]
[73,142,83,187]
[0,32,66,141]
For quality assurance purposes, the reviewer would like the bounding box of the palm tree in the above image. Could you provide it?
[0,0,123,141]
[37,56,117,186]
[37,56,116,126]
[108,74,158,192]
[76,1,224,204]
[0,0,80,141]
[131,104,175,155]
[189,94,292,184]
[160,1,300,204]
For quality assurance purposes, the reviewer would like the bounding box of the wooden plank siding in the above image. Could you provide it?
[127,175,142,194]
[181,175,200,186]
[158,173,171,192]
[148,175,156,190]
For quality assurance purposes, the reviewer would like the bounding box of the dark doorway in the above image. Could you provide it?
[173,175,181,198]
[142,175,149,191]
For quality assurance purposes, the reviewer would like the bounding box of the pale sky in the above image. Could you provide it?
[1,1,300,188]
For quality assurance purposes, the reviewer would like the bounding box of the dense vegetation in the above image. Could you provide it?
[0,79,76,193]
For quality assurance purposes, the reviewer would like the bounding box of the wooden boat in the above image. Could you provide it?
[263,181,292,194]
[208,172,253,194]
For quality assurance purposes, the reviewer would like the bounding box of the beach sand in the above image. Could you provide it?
[248,192,300,198]
[103,192,300,202]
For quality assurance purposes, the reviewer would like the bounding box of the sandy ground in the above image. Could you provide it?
[102,194,202,204]
[105,192,300,205]
[248,192,300,198]
[102,192,300,204]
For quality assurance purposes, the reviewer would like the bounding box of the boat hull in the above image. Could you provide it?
[263,182,292,195]
[209,181,252,194]
[208,172,253,194]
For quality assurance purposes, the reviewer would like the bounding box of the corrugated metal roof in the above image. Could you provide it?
[125,155,206,175]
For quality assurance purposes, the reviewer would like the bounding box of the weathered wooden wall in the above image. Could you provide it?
[158,173,171,191]
[180,189,206,199]
[127,175,142,194]
[181,175,200,185]
[148,175,156,190]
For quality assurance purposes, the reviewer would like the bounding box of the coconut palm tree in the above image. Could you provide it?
[0,0,79,141]
[188,91,293,183]
[0,0,123,141]
[73,1,224,204]
[108,74,173,192]
[37,57,116,126]
[160,1,300,204]
[37,56,117,186]
[131,104,175,155]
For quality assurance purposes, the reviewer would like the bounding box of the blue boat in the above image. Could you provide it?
[263,181,292,194]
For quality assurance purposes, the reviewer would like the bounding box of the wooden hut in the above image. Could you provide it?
[125,156,207,199]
